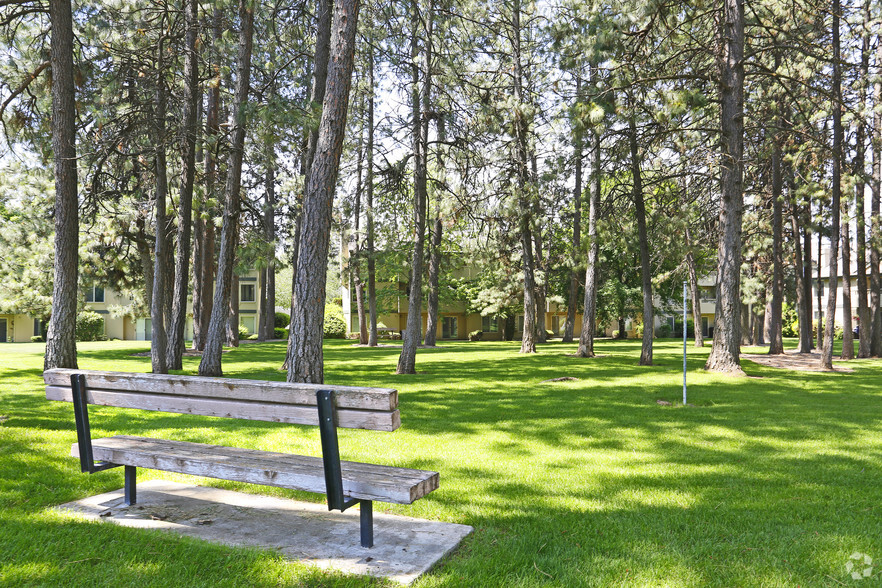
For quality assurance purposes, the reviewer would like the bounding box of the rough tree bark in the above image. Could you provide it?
[856,0,871,357]
[685,227,703,347]
[150,36,171,375]
[284,0,332,369]
[840,197,854,360]
[510,0,536,354]
[226,273,240,347]
[576,123,601,357]
[198,0,254,376]
[44,0,79,370]
[192,9,221,352]
[870,23,882,357]
[768,81,784,355]
[563,76,583,344]
[261,146,276,341]
[705,0,745,374]
[397,0,432,373]
[287,0,360,383]
[352,117,368,344]
[790,192,811,353]
[167,0,199,369]
[366,49,378,347]
[822,0,842,371]
[629,116,653,366]
[423,213,442,347]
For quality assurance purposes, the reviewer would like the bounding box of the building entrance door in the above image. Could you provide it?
[0,318,7,342]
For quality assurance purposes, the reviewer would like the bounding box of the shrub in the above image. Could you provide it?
[274,312,289,329]
[76,311,105,341]
[238,323,250,338]
[30,335,44,343]
[611,330,620,339]
[468,330,483,341]
[635,323,644,337]
[273,327,288,339]
[657,324,672,338]
[247,334,258,340]
[324,305,346,339]
[545,329,555,339]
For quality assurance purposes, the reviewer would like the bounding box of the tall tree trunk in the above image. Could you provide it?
[287,0,360,383]
[284,0,333,370]
[629,117,653,365]
[533,221,547,343]
[790,193,810,353]
[803,195,814,351]
[44,0,78,370]
[577,125,601,357]
[870,24,882,357]
[817,230,824,350]
[151,38,171,375]
[510,0,536,354]
[366,49,378,347]
[136,215,154,311]
[226,273,240,347]
[423,214,442,347]
[856,0,871,357]
[424,115,445,348]
[352,114,368,344]
[768,75,784,354]
[167,0,199,368]
[198,0,254,376]
[258,267,267,341]
[192,9,222,352]
[841,197,854,359]
[563,75,583,344]
[822,0,842,370]
[685,227,704,347]
[397,0,432,372]
[261,148,277,341]
[705,0,745,374]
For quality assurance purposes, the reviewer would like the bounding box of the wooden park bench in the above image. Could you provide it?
[43,368,439,548]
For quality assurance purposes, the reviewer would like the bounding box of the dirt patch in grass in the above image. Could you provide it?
[742,350,856,372]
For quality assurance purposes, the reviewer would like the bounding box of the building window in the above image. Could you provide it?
[33,319,43,337]
[482,315,498,333]
[85,286,105,303]
[442,316,458,339]
[517,315,524,332]
[241,284,255,302]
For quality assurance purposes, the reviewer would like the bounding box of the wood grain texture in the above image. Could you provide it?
[44,369,397,411]
[46,385,400,431]
[74,436,439,504]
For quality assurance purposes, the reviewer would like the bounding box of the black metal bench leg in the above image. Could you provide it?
[360,500,373,548]
[124,466,136,505]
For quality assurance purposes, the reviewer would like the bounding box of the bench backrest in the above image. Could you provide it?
[44,369,400,431]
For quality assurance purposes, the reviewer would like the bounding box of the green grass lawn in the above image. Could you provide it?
[1,338,881,587]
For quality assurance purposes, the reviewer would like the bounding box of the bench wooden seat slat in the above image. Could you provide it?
[44,369,398,411]
[45,386,400,431]
[73,435,439,504]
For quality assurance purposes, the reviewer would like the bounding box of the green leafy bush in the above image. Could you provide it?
[247,334,258,340]
[274,312,289,329]
[76,311,105,341]
[273,327,288,339]
[238,323,250,338]
[30,335,44,343]
[469,330,483,341]
[657,324,672,338]
[324,305,346,339]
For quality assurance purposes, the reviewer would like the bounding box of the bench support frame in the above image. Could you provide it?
[69,374,375,547]
[317,389,374,548]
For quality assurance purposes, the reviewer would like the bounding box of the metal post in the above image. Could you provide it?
[683,281,688,405]
[124,466,136,505]
[317,390,346,511]
[71,374,95,473]
[360,501,374,548]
